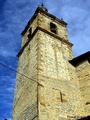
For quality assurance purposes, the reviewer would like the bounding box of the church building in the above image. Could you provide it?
[12,5,90,120]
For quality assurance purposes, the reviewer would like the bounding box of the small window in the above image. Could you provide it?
[28,27,32,38]
[50,23,57,34]
[60,92,67,102]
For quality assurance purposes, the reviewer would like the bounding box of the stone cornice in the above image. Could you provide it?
[17,27,38,57]
[17,27,73,57]
[21,6,67,36]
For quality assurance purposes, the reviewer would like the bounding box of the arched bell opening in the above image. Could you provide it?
[50,23,57,34]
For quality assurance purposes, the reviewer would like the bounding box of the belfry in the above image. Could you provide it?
[12,5,90,120]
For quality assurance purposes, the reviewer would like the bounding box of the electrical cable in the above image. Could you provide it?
[0,62,40,84]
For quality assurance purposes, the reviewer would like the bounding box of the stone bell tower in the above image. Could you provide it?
[12,5,86,120]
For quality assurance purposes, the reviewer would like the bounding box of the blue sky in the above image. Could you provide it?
[0,0,90,119]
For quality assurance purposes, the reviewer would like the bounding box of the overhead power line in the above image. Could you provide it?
[0,62,39,85]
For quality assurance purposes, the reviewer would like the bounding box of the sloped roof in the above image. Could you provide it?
[69,51,90,67]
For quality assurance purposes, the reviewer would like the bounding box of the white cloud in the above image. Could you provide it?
[0,47,17,57]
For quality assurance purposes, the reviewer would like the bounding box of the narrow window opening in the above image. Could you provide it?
[28,27,32,38]
[50,23,57,34]
[60,92,67,102]
[60,92,63,102]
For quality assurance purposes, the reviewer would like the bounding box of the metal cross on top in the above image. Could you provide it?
[41,3,44,7]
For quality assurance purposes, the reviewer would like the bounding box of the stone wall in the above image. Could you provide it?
[37,12,68,41]
[76,60,90,116]
[12,8,90,120]
[22,16,38,47]
[12,34,38,120]
[37,30,85,120]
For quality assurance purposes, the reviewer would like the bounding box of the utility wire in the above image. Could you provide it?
[0,62,40,85]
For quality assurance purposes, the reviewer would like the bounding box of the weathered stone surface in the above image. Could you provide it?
[12,6,90,120]
[12,33,38,120]
[76,60,90,115]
